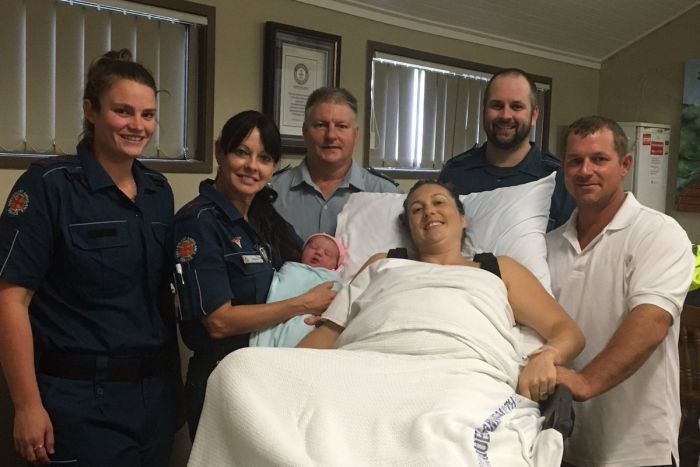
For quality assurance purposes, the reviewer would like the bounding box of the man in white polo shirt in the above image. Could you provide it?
[547,115,693,467]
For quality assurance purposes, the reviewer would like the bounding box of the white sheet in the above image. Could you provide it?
[188,260,562,466]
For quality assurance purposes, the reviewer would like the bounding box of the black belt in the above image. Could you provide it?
[38,352,167,382]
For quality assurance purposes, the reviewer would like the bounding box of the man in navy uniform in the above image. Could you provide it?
[439,68,574,231]
[271,87,400,241]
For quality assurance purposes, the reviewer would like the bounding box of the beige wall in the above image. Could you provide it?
[599,5,700,241]
[0,1,603,466]
[0,0,600,210]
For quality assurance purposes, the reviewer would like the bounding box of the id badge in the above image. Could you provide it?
[242,254,264,264]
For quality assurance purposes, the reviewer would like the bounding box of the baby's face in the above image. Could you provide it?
[302,236,340,270]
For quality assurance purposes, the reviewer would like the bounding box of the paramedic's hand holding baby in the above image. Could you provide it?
[293,281,336,315]
[299,180,585,404]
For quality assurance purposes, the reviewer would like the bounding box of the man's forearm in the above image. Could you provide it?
[569,304,670,400]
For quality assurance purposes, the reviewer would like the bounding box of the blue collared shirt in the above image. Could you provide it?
[439,143,575,231]
[0,142,175,356]
[271,160,401,241]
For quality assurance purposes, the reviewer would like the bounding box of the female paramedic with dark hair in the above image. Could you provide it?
[173,110,336,439]
[0,49,181,465]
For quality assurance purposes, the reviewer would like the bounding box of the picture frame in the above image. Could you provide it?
[263,22,341,154]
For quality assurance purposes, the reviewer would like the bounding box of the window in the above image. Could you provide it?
[0,0,215,173]
[367,42,551,175]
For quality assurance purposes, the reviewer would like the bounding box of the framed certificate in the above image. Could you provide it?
[263,22,341,153]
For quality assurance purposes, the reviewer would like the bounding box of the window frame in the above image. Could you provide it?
[0,0,216,174]
[365,41,552,178]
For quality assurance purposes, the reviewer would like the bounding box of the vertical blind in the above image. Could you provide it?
[0,0,206,160]
[370,56,550,171]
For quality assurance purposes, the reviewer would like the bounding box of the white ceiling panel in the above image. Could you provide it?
[298,0,700,68]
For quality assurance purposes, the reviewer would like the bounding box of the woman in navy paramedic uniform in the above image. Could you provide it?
[0,50,180,466]
[173,110,336,439]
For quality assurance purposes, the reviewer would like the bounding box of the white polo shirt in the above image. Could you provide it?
[546,193,693,467]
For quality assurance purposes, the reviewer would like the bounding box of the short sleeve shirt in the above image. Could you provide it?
[439,143,575,231]
[546,194,694,466]
[0,143,175,355]
[173,180,293,353]
[271,160,401,241]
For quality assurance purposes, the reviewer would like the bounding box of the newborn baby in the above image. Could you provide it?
[249,233,345,347]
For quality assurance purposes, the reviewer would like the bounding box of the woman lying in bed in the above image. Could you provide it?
[299,179,584,402]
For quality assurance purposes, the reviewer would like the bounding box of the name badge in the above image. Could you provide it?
[242,254,264,264]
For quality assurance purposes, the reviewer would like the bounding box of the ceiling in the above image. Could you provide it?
[297,0,700,68]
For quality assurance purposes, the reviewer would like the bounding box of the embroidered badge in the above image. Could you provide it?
[7,190,29,216]
[175,237,198,262]
[232,236,242,248]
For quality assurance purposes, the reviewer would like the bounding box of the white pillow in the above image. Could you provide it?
[335,173,555,292]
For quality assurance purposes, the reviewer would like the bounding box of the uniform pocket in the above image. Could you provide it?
[68,220,130,296]
[69,220,128,250]
[223,253,272,304]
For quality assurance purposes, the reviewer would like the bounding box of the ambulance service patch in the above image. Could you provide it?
[176,237,198,262]
[7,190,29,216]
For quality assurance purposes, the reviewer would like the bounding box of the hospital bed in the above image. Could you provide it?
[187,173,572,466]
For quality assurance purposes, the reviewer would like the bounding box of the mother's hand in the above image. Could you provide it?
[517,349,557,402]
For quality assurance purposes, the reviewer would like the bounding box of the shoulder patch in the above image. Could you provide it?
[6,190,29,216]
[367,167,399,187]
[175,237,198,262]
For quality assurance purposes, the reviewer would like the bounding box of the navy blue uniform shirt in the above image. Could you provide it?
[438,143,576,231]
[0,142,175,356]
[173,180,301,354]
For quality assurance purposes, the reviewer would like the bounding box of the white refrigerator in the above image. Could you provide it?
[619,122,671,213]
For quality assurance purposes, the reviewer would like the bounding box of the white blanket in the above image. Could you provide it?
[188,260,562,466]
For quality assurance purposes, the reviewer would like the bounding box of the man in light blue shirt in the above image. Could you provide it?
[271,87,400,241]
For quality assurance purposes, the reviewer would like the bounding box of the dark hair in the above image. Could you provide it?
[483,68,538,109]
[216,110,301,262]
[564,115,629,158]
[82,49,157,146]
[216,110,282,163]
[304,87,358,125]
[399,180,467,247]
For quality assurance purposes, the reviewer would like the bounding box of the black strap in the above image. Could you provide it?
[387,248,408,259]
[473,252,501,278]
[540,385,575,437]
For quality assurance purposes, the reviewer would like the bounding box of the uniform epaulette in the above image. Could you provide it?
[142,166,168,187]
[176,196,213,220]
[31,156,83,181]
[540,150,562,173]
[441,144,480,169]
[31,155,80,169]
[367,167,399,187]
[441,153,464,169]
[273,165,291,176]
